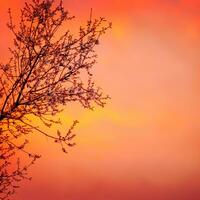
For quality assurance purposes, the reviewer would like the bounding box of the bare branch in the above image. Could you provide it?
[0,0,111,199]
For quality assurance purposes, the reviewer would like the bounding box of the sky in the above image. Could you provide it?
[0,0,200,200]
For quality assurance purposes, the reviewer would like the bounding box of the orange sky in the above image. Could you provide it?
[1,0,200,200]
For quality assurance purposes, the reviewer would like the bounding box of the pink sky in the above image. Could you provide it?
[0,0,200,200]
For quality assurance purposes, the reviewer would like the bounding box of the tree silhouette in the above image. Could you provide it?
[0,0,111,199]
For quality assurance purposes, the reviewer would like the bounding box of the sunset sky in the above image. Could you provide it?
[1,0,200,200]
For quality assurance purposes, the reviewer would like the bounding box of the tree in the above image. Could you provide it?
[0,0,111,199]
